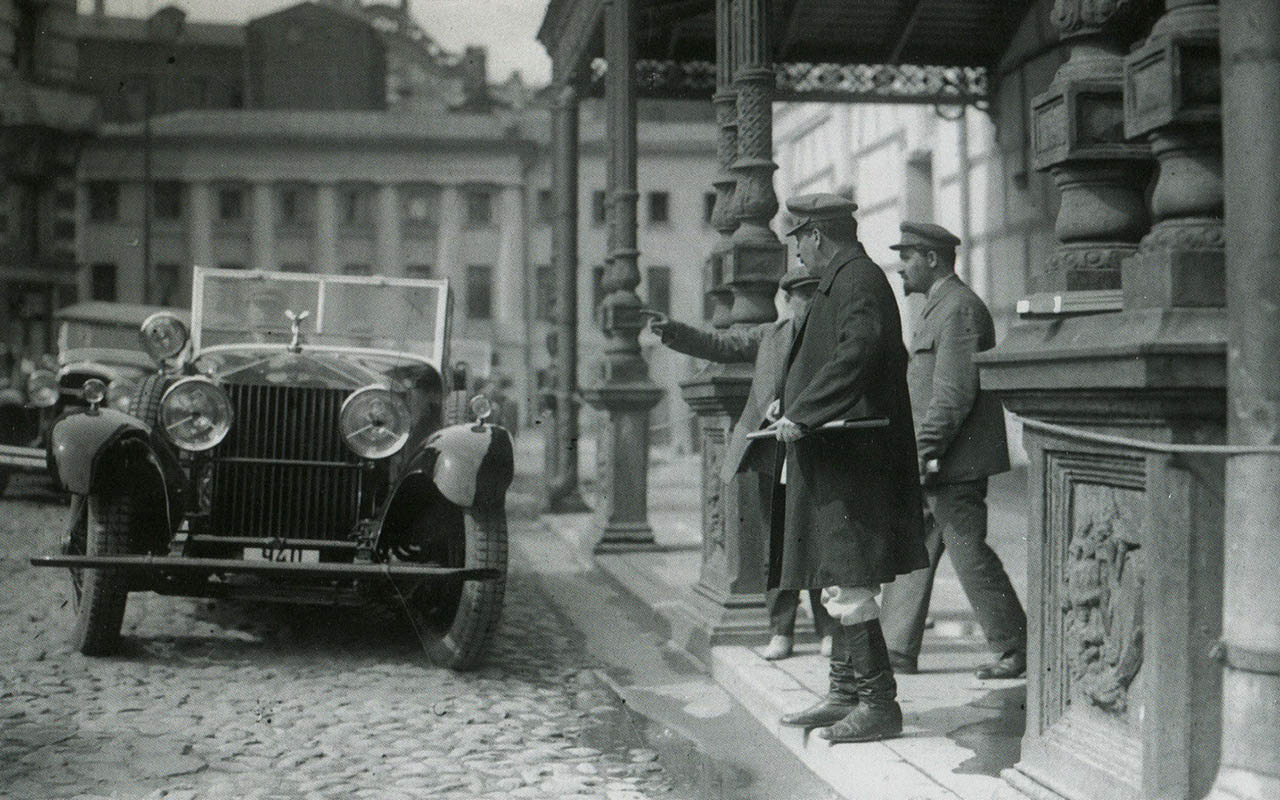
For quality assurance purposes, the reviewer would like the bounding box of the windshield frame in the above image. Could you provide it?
[191,267,451,369]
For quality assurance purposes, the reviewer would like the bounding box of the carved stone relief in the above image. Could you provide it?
[1064,483,1145,716]
[702,423,727,558]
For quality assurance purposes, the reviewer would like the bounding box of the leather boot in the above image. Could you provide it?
[779,625,858,727]
[817,619,904,743]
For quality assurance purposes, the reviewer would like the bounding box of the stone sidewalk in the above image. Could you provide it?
[534,437,1030,800]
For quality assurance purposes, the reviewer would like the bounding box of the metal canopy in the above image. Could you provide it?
[539,0,1029,104]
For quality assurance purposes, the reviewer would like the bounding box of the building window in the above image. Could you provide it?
[535,265,555,321]
[156,262,181,306]
[342,263,371,276]
[340,188,371,227]
[91,263,117,301]
[154,181,183,220]
[217,261,245,271]
[281,262,308,273]
[11,0,39,78]
[647,191,670,225]
[88,182,119,222]
[703,192,717,226]
[405,264,432,280]
[465,190,492,227]
[218,188,244,221]
[402,186,438,230]
[537,189,554,225]
[592,265,606,318]
[646,266,671,316]
[591,190,607,226]
[466,265,493,320]
[278,186,310,227]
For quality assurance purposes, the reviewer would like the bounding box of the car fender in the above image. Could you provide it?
[426,423,514,508]
[50,409,183,519]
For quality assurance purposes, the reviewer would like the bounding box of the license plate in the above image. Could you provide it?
[243,547,320,564]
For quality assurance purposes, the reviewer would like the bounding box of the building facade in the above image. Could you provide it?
[0,0,97,361]
[75,102,716,449]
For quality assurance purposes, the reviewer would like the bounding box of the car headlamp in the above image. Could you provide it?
[159,377,233,451]
[469,394,493,422]
[106,377,138,413]
[26,370,59,408]
[139,312,189,361]
[340,385,410,459]
[81,378,107,407]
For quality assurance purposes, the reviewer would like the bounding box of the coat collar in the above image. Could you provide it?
[815,242,868,295]
[922,273,963,318]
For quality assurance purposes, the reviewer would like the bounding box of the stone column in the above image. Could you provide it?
[580,0,662,551]
[436,184,463,288]
[495,184,525,329]
[547,80,589,513]
[728,0,786,324]
[250,182,275,273]
[980,5,1229,800]
[1208,3,1280,798]
[1026,0,1154,304]
[314,183,339,274]
[1123,1,1224,308]
[678,0,773,646]
[187,180,214,270]
[375,183,400,275]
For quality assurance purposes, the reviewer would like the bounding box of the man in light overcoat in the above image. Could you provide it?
[769,194,928,743]
[647,266,835,660]
[879,221,1027,680]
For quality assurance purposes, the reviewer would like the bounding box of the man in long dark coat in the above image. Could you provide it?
[769,193,927,743]
[646,266,835,661]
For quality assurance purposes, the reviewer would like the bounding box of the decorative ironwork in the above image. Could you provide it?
[775,62,989,105]
[585,59,989,105]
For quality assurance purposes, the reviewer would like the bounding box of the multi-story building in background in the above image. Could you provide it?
[73,1,717,451]
[0,0,97,359]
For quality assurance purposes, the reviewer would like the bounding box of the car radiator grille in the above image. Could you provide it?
[209,383,363,541]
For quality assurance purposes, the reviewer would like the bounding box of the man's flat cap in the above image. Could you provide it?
[783,193,858,236]
[779,264,819,291]
[889,221,962,251]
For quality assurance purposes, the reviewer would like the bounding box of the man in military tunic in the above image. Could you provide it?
[769,194,928,743]
[879,221,1027,680]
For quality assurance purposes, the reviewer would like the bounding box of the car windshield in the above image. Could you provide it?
[192,269,449,366]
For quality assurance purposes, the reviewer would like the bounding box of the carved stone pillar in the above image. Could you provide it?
[728,0,786,324]
[980,4,1228,800]
[677,0,772,646]
[1026,0,1154,305]
[546,80,589,513]
[1208,2,1280,798]
[1122,1,1224,308]
[250,182,275,273]
[580,0,662,550]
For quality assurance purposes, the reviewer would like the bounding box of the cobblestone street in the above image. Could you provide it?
[0,475,686,800]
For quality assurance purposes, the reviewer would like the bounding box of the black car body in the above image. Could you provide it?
[34,269,512,669]
[0,302,188,494]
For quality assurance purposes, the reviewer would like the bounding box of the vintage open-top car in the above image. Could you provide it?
[32,268,512,669]
[0,302,189,495]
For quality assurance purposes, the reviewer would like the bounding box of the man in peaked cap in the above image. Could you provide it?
[879,221,1027,680]
[768,193,928,743]
[646,263,835,661]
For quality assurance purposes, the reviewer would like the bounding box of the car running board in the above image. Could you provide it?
[30,554,501,581]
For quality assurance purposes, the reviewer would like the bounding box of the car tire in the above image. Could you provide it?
[131,373,173,427]
[407,503,507,671]
[70,492,133,656]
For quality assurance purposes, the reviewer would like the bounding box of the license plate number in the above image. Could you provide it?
[243,547,320,564]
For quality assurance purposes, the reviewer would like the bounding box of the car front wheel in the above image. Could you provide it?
[404,502,507,671]
[69,492,134,655]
